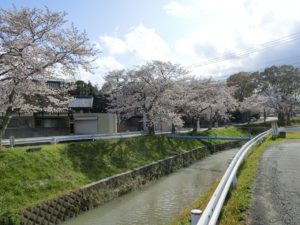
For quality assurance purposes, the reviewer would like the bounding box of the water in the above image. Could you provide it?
[62,148,238,225]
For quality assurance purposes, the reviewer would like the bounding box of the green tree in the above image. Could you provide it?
[227,72,258,123]
[227,72,256,101]
[70,80,108,113]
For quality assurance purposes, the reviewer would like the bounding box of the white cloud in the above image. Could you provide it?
[98,24,171,63]
[99,35,128,55]
[91,0,300,83]
[94,56,124,72]
[125,25,171,61]
[164,1,199,18]
[78,56,124,86]
[168,0,300,77]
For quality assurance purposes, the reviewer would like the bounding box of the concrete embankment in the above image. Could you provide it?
[19,141,242,225]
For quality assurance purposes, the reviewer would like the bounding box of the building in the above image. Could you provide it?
[2,95,117,138]
[73,113,117,134]
[2,112,70,139]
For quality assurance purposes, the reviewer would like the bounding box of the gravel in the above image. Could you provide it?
[250,140,300,225]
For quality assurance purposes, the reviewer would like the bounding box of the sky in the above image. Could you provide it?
[2,0,300,86]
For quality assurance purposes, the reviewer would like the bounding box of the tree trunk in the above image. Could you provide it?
[0,107,13,149]
[142,112,147,132]
[208,120,213,130]
[247,110,250,125]
[192,118,197,132]
[171,123,176,134]
[278,111,285,126]
[208,108,213,130]
[142,112,155,135]
[196,118,200,132]
[1,88,16,148]
[287,112,291,126]
[148,122,155,135]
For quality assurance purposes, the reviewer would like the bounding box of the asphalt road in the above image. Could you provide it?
[250,140,300,225]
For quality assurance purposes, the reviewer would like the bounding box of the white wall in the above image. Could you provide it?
[73,113,117,134]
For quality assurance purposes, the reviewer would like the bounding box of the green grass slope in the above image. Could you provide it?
[0,127,247,214]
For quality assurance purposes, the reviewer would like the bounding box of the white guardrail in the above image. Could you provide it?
[2,128,193,146]
[196,129,272,225]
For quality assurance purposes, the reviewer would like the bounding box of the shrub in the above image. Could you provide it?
[0,212,21,225]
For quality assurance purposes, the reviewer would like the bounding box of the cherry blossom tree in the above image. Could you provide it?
[102,61,188,134]
[239,92,272,123]
[203,81,237,129]
[180,78,237,130]
[179,78,212,131]
[0,7,97,146]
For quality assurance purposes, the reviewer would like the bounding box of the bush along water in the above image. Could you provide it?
[0,212,21,225]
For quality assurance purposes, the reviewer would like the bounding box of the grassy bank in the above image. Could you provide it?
[193,126,252,144]
[286,132,300,139]
[0,127,247,214]
[169,180,219,225]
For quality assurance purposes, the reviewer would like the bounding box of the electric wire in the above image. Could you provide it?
[191,31,300,68]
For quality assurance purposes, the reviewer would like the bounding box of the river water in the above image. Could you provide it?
[62,148,239,225]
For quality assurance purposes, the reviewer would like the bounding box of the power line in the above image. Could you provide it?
[203,34,300,65]
[188,56,300,81]
[256,55,300,66]
[191,31,300,68]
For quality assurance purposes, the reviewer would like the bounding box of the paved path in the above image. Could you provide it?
[250,140,300,225]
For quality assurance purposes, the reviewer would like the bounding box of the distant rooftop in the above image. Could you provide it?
[69,97,93,108]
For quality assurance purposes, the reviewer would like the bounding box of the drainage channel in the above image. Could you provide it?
[61,148,239,225]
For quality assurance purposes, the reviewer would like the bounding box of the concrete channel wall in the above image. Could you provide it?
[19,141,242,225]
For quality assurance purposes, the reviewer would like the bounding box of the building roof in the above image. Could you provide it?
[69,97,94,108]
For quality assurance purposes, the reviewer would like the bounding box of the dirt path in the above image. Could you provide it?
[250,140,300,225]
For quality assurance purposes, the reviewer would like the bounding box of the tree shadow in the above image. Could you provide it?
[62,135,175,181]
[62,134,213,181]
[62,139,126,181]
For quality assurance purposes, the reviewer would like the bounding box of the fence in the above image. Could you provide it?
[196,129,272,225]
[2,128,193,146]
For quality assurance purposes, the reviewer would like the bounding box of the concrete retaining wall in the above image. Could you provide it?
[19,141,242,225]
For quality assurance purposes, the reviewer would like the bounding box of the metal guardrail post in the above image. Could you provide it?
[9,136,15,148]
[243,153,248,161]
[191,209,202,225]
[232,174,238,188]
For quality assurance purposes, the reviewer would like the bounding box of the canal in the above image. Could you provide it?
[62,148,239,225]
